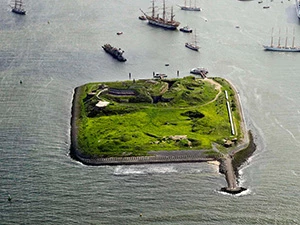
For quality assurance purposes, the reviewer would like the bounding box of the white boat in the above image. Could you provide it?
[190,67,208,77]
[296,0,300,18]
[153,73,167,79]
[263,28,300,52]
[178,0,201,11]
[185,30,199,51]
[11,0,26,15]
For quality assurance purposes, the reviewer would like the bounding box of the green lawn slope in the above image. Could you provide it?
[74,76,243,158]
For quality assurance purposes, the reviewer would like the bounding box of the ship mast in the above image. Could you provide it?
[152,0,155,18]
[292,28,295,48]
[163,0,166,22]
[171,6,174,22]
[270,27,274,47]
[285,28,288,48]
[278,28,281,47]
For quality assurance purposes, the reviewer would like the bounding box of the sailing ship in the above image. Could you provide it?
[140,0,180,30]
[185,30,200,51]
[177,0,201,11]
[263,28,300,52]
[296,0,300,18]
[11,0,26,15]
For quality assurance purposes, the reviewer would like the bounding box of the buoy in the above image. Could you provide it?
[139,213,143,217]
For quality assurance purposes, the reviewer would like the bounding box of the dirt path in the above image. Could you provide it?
[201,78,222,106]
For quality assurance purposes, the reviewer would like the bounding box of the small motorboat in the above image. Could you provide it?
[180,26,193,33]
[190,67,208,78]
[117,32,123,35]
[153,73,167,79]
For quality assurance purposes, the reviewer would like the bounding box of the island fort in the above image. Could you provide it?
[70,76,255,194]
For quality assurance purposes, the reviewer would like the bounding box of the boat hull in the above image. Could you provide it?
[12,8,26,15]
[102,45,127,62]
[185,43,199,51]
[180,6,201,11]
[263,45,300,52]
[190,67,208,78]
[180,27,192,33]
[148,19,179,30]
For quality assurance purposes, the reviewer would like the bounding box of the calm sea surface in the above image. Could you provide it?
[1,0,300,224]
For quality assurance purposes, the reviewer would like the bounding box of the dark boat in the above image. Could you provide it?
[12,0,26,15]
[180,26,193,33]
[102,44,127,62]
[190,67,208,78]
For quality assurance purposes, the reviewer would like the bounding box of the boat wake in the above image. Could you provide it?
[274,117,300,145]
[113,165,178,176]
[216,187,252,196]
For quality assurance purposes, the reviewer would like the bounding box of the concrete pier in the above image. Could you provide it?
[219,155,247,194]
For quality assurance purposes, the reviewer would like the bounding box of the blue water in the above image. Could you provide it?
[1,0,300,224]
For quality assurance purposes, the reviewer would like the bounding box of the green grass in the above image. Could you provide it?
[76,76,242,157]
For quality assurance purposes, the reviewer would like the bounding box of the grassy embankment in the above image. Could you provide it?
[75,76,242,158]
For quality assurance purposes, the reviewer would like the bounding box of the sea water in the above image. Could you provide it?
[1,0,300,224]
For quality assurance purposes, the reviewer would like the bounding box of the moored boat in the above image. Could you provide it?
[153,73,167,79]
[102,44,127,62]
[190,67,208,77]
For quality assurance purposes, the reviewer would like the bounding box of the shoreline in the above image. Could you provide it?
[70,78,256,194]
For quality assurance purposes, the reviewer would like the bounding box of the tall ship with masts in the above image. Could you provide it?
[296,0,300,18]
[177,0,201,11]
[140,0,180,30]
[263,28,300,52]
[11,0,26,15]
